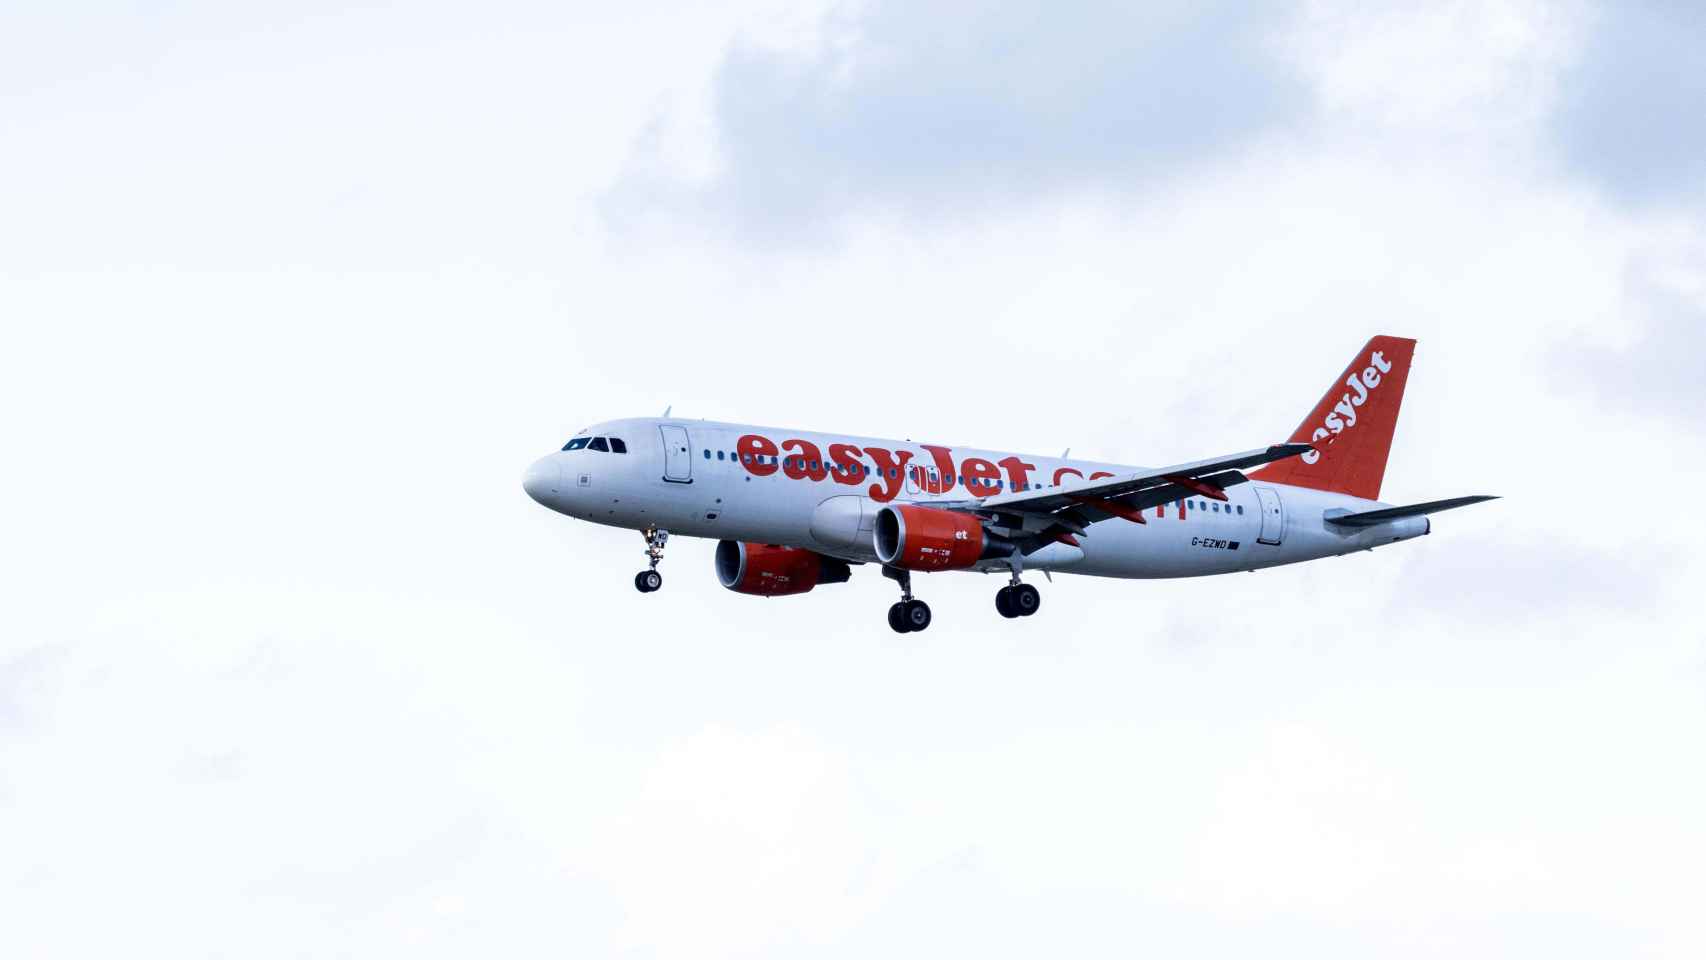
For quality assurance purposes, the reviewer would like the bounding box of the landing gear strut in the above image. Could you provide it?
[882,566,931,633]
[634,527,668,593]
[995,557,1041,619]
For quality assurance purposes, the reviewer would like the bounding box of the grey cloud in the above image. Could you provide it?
[608,0,1307,241]
[1551,2,1706,204]
[1552,269,1706,426]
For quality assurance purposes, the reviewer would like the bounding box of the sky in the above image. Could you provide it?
[2,1,1704,956]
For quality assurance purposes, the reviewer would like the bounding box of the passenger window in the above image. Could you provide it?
[742,453,751,463]
[610,438,627,454]
[562,437,590,451]
[1212,502,1219,512]
[589,437,610,452]
[702,449,710,459]
[1237,505,1244,515]
[718,450,725,460]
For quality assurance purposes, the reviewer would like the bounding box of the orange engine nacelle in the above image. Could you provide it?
[715,541,852,597]
[873,504,1008,571]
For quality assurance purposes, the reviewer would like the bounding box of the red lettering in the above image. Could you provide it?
[961,457,1001,496]
[1053,466,1084,486]
[997,456,1036,491]
[863,447,914,502]
[737,434,779,477]
[781,439,827,481]
[920,444,956,495]
[1089,471,1115,481]
[827,443,864,487]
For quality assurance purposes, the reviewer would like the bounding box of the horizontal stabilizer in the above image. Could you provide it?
[1325,495,1499,528]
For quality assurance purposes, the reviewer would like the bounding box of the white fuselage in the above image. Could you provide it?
[523,417,1429,579]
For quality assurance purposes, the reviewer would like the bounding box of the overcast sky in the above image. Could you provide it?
[3,2,1704,957]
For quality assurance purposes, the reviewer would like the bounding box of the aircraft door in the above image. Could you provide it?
[1255,485,1284,545]
[660,424,693,483]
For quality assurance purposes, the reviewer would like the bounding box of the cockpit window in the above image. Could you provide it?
[589,437,610,452]
[609,437,627,454]
[562,437,591,451]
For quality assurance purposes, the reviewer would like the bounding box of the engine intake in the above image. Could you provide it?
[715,541,852,597]
[873,504,1010,571]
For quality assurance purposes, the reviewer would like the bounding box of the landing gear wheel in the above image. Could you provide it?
[882,565,929,634]
[635,570,662,593]
[903,599,932,632]
[888,602,910,634]
[997,583,1040,617]
[1012,583,1040,616]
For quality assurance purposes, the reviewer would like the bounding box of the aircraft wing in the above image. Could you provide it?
[939,443,1315,550]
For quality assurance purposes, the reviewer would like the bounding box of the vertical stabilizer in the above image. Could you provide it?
[1257,336,1416,501]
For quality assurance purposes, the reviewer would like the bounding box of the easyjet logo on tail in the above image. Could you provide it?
[1300,350,1393,465]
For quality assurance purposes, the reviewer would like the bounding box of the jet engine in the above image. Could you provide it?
[873,504,1012,571]
[715,541,852,597]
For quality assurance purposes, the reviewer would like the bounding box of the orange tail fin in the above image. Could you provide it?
[1258,336,1416,501]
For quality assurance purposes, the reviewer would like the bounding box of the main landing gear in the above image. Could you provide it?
[995,582,1041,618]
[995,557,1041,619]
[883,566,932,633]
[634,527,668,593]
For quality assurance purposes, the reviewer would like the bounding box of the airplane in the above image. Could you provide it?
[523,336,1495,632]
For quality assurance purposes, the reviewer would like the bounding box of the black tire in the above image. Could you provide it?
[904,599,932,632]
[995,587,1019,619]
[1013,583,1040,616]
[636,570,662,593]
[888,602,911,633]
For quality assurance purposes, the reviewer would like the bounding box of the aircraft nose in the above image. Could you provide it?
[523,456,561,506]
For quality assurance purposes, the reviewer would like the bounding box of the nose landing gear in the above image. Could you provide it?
[634,527,669,593]
[882,565,932,633]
